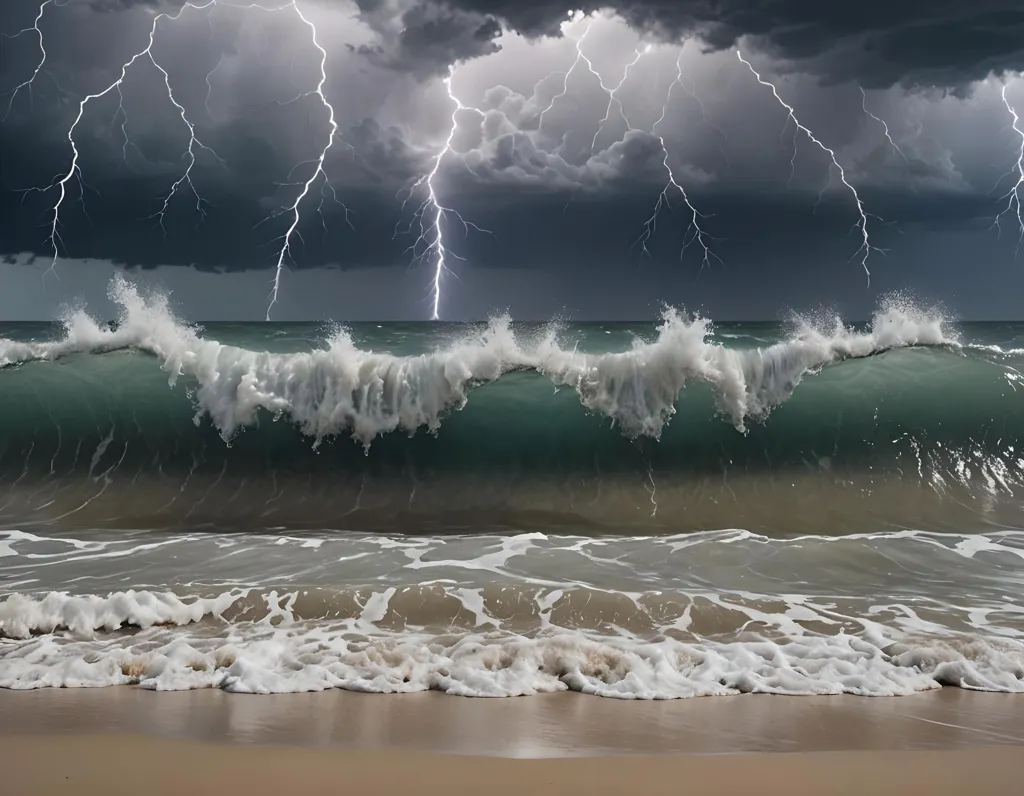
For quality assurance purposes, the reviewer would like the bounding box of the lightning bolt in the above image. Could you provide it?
[859,87,907,161]
[148,49,228,236]
[533,27,716,268]
[738,50,880,283]
[262,2,339,320]
[18,0,235,278]
[588,44,651,153]
[1,0,59,121]
[635,50,719,271]
[9,1,338,318]
[110,81,141,170]
[204,54,225,120]
[537,21,592,132]
[991,83,1024,254]
[528,18,592,218]
[676,73,730,167]
[16,1,248,279]
[396,66,492,320]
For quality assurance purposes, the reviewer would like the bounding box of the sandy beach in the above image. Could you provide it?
[2,735,1022,796]
[2,689,1022,795]
[2,687,1023,754]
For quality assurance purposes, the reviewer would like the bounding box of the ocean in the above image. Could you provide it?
[0,277,1022,696]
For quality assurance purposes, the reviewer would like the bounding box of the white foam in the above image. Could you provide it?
[0,276,961,447]
[1,609,1020,696]
[1,579,1021,696]
[967,343,1024,357]
[0,589,244,639]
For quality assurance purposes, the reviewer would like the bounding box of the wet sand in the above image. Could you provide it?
[2,735,1022,796]
[1,689,1022,794]
[2,687,1022,755]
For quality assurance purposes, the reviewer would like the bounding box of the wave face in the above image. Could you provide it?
[0,277,1022,532]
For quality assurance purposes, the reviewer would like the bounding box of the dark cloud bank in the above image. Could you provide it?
[360,0,1024,87]
[0,0,1023,319]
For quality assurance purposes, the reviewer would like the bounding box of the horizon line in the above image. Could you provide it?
[3,318,1022,325]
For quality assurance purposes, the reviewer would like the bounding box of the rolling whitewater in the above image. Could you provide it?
[1,277,1022,696]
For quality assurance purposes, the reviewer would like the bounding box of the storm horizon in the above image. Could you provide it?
[2,1,1024,321]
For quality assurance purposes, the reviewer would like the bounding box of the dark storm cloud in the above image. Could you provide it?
[84,0,165,10]
[49,0,1024,88]
[0,109,433,272]
[364,1,1024,88]
[0,0,408,271]
[0,0,1021,319]
[352,1,500,78]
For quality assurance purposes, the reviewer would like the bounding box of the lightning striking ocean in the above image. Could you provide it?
[1,277,1022,696]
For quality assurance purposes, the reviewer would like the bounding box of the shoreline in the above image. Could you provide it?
[1,736,1021,796]
[3,685,1022,795]
[2,687,1022,756]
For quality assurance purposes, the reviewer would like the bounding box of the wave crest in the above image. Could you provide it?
[0,277,958,447]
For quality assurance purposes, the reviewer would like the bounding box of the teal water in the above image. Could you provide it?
[0,303,1022,533]
[1,284,1023,697]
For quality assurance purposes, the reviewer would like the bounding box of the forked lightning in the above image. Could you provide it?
[1,0,57,121]
[859,87,907,162]
[4,1,339,319]
[737,50,880,283]
[636,50,719,270]
[395,67,493,320]
[12,7,994,318]
[992,84,1024,254]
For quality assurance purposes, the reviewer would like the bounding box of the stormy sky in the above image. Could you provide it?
[1,0,1023,321]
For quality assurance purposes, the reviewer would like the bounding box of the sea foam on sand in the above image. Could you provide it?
[2,584,1023,696]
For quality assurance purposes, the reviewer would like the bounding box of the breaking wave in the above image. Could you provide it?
[1,281,1023,698]
[0,276,959,443]
[0,277,1021,532]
